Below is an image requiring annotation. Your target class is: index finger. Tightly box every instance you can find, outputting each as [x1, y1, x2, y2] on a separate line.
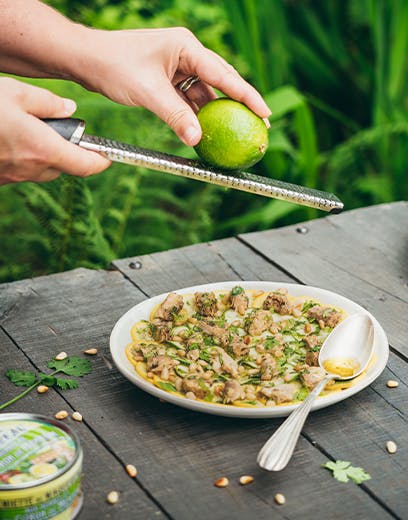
[187, 48, 271, 118]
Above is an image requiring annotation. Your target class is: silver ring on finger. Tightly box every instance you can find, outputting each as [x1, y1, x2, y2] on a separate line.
[177, 75, 200, 93]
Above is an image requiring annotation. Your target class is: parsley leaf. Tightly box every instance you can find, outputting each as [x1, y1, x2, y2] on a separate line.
[47, 356, 92, 377]
[231, 286, 244, 296]
[1, 355, 92, 411]
[39, 375, 57, 386]
[55, 378, 79, 390]
[323, 460, 371, 484]
[6, 370, 37, 387]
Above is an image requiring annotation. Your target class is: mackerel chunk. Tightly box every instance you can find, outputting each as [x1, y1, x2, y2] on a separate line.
[301, 366, 326, 390]
[269, 383, 298, 404]
[153, 292, 184, 321]
[263, 291, 292, 315]
[195, 292, 218, 317]
[230, 291, 249, 315]
[307, 305, 342, 328]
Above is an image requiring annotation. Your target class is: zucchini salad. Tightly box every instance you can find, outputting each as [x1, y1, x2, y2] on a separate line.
[126, 287, 362, 408]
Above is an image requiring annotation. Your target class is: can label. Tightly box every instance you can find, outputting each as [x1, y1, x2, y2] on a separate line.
[0, 417, 82, 520]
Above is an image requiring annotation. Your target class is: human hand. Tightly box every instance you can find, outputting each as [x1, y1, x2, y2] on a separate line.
[72, 27, 271, 146]
[0, 77, 110, 186]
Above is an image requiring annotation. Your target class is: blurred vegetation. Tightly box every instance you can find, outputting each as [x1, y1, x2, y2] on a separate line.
[1, 0, 407, 282]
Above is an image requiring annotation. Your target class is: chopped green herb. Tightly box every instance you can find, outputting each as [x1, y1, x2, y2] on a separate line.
[302, 300, 319, 313]
[199, 350, 211, 363]
[174, 365, 188, 377]
[231, 286, 244, 296]
[156, 381, 177, 392]
[293, 387, 309, 401]
[323, 460, 371, 484]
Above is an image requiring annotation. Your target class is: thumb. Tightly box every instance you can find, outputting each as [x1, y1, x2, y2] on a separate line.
[17, 81, 77, 119]
[142, 81, 202, 146]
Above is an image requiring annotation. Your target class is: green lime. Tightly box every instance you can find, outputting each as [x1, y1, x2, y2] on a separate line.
[195, 98, 268, 170]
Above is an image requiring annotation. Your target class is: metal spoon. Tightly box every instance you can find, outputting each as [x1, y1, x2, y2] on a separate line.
[257, 313, 374, 471]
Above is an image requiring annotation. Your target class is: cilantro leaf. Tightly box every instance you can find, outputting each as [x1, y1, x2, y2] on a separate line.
[323, 460, 371, 484]
[40, 375, 57, 386]
[346, 465, 371, 484]
[6, 370, 37, 387]
[55, 378, 79, 390]
[47, 356, 92, 377]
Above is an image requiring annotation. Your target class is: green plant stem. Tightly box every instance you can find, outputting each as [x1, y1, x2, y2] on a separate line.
[0, 381, 39, 410]
[0, 369, 60, 411]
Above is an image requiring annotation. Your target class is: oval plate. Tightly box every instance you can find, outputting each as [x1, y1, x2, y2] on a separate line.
[110, 281, 389, 418]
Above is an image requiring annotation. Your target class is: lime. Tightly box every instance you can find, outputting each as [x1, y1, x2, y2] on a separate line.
[195, 98, 268, 170]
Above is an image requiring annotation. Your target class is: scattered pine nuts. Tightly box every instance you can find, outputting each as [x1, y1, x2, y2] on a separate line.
[214, 477, 229, 488]
[274, 493, 286, 505]
[239, 475, 254, 485]
[55, 351, 68, 361]
[37, 385, 49, 394]
[304, 323, 311, 333]
[386, 380, 399, 388]
[84, 348, 98, 355]
[72, 411, 83, 422]
[125, 464, 137, 478]
[106, 491, 119, 504]
[55, 410, 69, 420]
[386, 441, 397, 454]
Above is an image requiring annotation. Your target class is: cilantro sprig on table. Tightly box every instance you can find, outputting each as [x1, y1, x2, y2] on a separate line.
[323, 460, 371, 484]
[0, 356, 92, 410]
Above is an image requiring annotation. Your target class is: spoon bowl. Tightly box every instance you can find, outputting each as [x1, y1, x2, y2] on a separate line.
[257, 313, 375, 472]
[318, 313, 374, 380]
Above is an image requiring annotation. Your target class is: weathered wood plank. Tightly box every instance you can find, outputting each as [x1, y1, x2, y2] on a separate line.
[112, 238, 295, 292]
[0, 257, 398, 518]
[0, 328, 166, 520]
[240, 201, 408, 358]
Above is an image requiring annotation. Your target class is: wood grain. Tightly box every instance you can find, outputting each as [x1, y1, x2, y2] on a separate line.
[1, 220, 402, 519]
[0, 329, 165, 520]
[240, 201, 408, 358]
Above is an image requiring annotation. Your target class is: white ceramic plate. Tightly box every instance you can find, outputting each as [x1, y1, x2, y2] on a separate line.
[110, 281, 389, 418]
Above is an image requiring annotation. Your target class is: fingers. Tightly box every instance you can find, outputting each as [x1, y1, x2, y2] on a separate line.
[141, 80, 202, 146]
[47, 136, 111, 177]
[183, 47, 271, 119]
[32, 118, 111, 177]
[10, 78, 78, 118]
[182, 80, 217, 111]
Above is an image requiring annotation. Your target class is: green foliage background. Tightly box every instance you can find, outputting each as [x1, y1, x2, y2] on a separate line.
[1, 0, 407, 282]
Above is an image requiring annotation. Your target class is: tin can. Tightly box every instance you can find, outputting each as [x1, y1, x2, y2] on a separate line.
[0, 413, 83, 520]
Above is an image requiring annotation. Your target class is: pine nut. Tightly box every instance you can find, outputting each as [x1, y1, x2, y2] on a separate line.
[304, 323, 311, 333]
[55, 410, 68, 420]
[55, 351, 68, 361]
[274, 493, 286, 505]
[386, 441, 397, 454]
[125, 464, 137, 478]
[239, 475, 254, 485]
[214, 477, 229, 488]
[37, 385, 49, 394]
[106, 491, 119, 504]
[386, 380, 399, 388]
[72, 411, 83, 422]
[84, 348, 98, 355]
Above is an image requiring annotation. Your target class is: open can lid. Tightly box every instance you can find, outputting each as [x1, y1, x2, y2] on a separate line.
[0, 413, 81, 489]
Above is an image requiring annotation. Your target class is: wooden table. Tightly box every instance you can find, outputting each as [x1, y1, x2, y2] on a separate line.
[1, 201, 407, 520]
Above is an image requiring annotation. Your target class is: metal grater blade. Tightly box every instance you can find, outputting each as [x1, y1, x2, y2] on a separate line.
[79, 134, 343, 213]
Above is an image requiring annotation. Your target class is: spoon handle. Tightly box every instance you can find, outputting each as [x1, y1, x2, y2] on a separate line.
[257, 375, 333, 471]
